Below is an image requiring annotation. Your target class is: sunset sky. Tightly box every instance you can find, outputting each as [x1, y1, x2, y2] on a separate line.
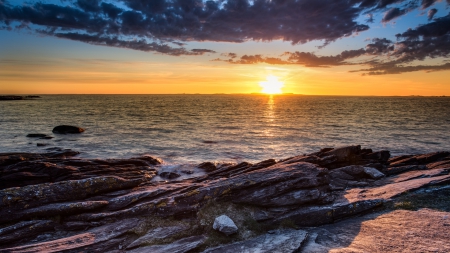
[1, 0, 450, 95]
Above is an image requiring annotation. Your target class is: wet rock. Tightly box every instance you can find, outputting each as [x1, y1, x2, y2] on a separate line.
[160, 171, 181, 179]
[127, 225, 190, 249]
[52, 125, 85, 134]
[131, 155, 163, 165]
[213, 215, 238, 235]
[362, 150, 390, 162]
[363, 167, 385, 179]
[202, 229, 308, 253]
[127, 235, 206, 253]
[198, 162, 216, 172]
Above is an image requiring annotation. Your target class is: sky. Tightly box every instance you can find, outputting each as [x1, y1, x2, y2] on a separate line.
[1, 0, 450, 95]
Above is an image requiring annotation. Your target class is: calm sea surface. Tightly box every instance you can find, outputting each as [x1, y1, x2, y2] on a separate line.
[1, 95, 449, 164]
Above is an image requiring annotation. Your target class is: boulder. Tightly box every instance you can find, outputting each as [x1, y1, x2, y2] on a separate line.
[213, 215, 238, 235]
[52, 125, 85, 134]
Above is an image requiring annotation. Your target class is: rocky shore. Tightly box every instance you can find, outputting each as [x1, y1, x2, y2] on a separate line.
[1, 145, 450, 252]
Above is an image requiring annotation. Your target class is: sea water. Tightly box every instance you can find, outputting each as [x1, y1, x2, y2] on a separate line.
[1, 95, 449, 164]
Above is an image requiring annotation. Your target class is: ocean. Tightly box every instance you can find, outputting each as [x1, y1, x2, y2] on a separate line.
[1, 95, 449, 164]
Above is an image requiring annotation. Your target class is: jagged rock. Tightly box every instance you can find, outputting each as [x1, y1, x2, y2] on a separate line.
[127, 235, 206, 253]
[126, 225, 190, 249]
[2, 200, 109, 223]
[0, 176, 142, 223]
[0, 220, 55, 245]
[202, 229, 308, 253]
[213, 215, 238, 235]
[160, 171, 181, 179]
[363, 167, 385, 179]
[0, 218, 140, 252]
[52, 125, 85, 134]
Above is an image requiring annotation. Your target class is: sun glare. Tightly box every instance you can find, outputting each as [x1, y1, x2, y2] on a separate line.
[259, 75, 284, 94]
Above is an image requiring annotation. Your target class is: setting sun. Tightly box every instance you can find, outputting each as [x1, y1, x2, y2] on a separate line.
[259, 75, 284, 94]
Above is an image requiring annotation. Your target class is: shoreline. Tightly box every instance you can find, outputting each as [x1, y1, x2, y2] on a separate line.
[1, 145, 450, 252]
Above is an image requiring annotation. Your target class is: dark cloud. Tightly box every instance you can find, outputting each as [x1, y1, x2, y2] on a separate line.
[353, 62, 450, 75]
[382, 7, 408, 22]
[421, 0, 439, 9]
[50, 32, 215, 56]
[0, 0, 372, 53]
[427, 8, 438, 20]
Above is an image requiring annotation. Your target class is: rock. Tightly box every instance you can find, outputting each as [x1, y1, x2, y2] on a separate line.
[127, 236, 206, 253]
[213, 215, 238, 235]
[37, 143, 49, 147]
[302, 209, 450, 253]
[0, 96, 23, 100]
[385, 165, 427, 175]
[2, 200, 109, 223]
[160, 171, 181, 179]
[202, 229, 308, 253]
[131, 155, 163, 165]
[26, 134, 49, 138]
[52, 125, 85, 134]
[0, 220, 55, 245]
[198, 162, 217, 172]
[0, 218, 140, 252]
[0, 176, 142, 218]
[127, 225, 190, 249]
[363, 167, 385, 179]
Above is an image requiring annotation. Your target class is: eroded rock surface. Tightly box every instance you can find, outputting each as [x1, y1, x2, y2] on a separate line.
[0, 146, 449, 252]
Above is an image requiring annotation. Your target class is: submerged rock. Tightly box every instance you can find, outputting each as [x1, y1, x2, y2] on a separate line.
[213, 215, 238, 235]
[52, 125, 85, 134]
[160, 171, 181, 179]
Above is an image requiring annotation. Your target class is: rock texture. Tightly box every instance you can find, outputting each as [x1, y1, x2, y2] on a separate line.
[203, 229, 308, 253]
[0, 145, 449, 252]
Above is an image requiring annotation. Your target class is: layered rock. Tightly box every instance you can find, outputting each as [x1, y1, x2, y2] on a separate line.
[0, 145, 449, 252]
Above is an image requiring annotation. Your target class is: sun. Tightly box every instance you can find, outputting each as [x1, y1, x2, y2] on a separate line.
[259, 75, 284, 94]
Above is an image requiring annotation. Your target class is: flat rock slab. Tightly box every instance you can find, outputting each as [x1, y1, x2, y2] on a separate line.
[202, 229, 308, 253]
[127, 235, 206, 253]
[302, 209, 450, 253]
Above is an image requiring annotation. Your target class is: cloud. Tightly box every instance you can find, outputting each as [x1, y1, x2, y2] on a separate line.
[382, 7, 409, 23]
[0, 0, 372, 53]
[353, 62, 450, 75]
[427, 8, 438, 20]
[421, 0, 439, 9]
[50, 32, 216, 56]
